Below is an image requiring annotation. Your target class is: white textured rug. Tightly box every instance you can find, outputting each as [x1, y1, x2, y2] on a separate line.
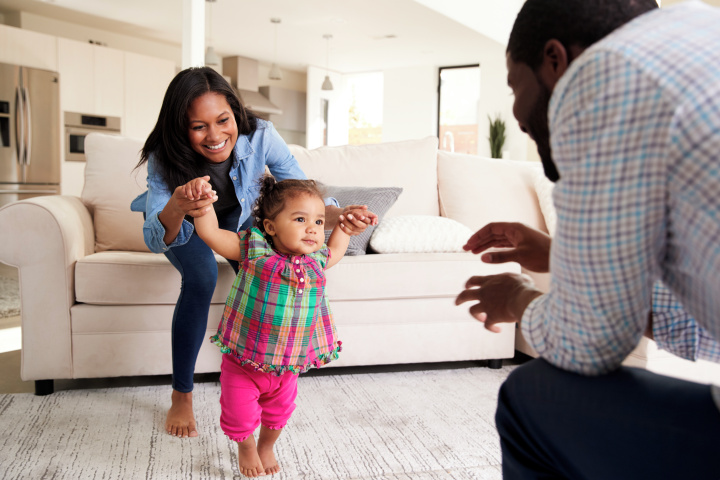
[0, 365, 515, 479]
[0, 276, 20, 318]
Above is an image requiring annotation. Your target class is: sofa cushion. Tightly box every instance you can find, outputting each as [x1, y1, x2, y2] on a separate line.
[437, 151, 548, 233]
[289, 136, 439, 218]
[83, 133, 149, 253]
[74, 250, 518, 305]
[320, 184, 402, 255]
[369, 215, 473, 254]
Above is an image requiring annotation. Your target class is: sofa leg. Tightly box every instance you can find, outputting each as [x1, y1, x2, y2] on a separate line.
[34, 380, 54, 396]
[487, 359, 502, 369]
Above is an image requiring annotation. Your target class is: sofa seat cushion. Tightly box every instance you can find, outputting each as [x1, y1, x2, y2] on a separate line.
[75, 250, 519, 305]
[75, 251, 237, 305]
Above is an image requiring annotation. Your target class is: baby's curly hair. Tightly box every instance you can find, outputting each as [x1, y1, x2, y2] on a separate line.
[252, 175, 325, 235]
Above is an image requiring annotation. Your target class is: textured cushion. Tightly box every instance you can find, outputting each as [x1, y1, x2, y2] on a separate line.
[437, 151, 548, 234]
[82, 133, 149, 252]
[289, 136, 439, 218]
[369, 215, 473, 253]
[320, 184, 402, 255]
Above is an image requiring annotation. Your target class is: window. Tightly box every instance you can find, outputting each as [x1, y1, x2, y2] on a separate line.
[346, 72, 383, 145]
[437, 65, 480, 154]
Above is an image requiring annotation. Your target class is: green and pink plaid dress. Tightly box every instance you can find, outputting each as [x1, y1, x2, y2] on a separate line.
[210, 227, 341, 375]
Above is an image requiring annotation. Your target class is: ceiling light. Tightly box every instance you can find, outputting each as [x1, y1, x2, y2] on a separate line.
[205, 0, 219, 66]
[322, 34, 333, 91]
[269, 18, 282, 80]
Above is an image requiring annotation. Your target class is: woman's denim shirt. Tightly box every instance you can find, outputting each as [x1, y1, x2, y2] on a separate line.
[130, 120, 337, 254]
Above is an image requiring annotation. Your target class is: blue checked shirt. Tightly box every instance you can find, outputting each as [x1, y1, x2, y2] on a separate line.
[522, 2, 720, 378]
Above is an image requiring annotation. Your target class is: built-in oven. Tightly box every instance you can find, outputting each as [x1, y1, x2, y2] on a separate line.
[64, 112, 121, 162]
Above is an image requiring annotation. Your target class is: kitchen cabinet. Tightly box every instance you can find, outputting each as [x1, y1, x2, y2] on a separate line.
[57, 38, 124, 117]
[0, 24, 57, 71]
[259, 85, 307, 132]
[123, 51, 175, 140]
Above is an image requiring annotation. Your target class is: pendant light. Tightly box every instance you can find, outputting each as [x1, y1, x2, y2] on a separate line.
[321, 34, 333, 91]
[268, 18, 283, 80]
[204, 0, 220, 66]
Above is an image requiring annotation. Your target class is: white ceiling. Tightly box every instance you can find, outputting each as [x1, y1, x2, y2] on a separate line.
[0, 0, 514, 73]
[0, 0, 715, 74]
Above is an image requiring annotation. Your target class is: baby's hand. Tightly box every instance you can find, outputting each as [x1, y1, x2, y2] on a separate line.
[183, 176, 214, 201]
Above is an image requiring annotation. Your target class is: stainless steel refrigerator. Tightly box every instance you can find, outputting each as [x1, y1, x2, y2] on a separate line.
[0, 62, 61, 208]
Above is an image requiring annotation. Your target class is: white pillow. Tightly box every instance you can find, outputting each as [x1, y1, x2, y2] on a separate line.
[369, 215, 473, 254]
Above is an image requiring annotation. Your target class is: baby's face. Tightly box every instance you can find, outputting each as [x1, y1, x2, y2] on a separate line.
[264, 193, 326, 256]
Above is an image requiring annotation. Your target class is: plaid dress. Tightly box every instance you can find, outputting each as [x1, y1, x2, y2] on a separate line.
[210, 227, 341, 375]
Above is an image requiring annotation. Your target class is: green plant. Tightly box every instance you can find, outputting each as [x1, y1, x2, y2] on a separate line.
[488, 114, 507, 159]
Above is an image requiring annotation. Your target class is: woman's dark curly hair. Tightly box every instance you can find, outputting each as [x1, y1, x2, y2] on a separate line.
[253, 175, 324, 235]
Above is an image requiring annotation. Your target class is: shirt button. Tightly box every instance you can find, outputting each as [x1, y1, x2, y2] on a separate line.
[298, 289, 303, 293]
[300, 278, 305, 282]
[295, 269, 300, 273]
[241, 198, 245, 202]
[295, 259, 300, 264]
[232, 176, 237, 180]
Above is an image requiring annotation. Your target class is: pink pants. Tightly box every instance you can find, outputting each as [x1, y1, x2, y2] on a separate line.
[219, 354, 298, 443]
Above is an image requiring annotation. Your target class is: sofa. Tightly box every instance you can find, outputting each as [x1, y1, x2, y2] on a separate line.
[0, 133, 551, 395]
[4, 133, 716, 396]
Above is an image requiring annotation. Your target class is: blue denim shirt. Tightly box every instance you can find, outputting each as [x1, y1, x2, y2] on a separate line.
[130, 120, 337, 254]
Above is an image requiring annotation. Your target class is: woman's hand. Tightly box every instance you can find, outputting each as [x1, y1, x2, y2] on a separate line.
[463, 222, 552, 273]
[339, 205, 378, 236]
[171, 176, 217, 218]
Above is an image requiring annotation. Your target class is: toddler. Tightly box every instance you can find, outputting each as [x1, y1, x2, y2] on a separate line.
[194, 175, 355, 477]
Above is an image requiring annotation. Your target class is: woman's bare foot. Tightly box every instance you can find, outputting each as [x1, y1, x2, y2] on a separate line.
[237, 436, 265, 477]
[165, 389, 198, 438]
[257, 426, 282, 475]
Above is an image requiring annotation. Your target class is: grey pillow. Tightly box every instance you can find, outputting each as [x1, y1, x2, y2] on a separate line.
[320, 184, 403, 255]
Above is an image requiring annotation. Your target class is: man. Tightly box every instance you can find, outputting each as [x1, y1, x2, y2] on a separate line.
[456, 0, 720, 477]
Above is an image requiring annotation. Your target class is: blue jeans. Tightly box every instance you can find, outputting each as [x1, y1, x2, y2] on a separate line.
[162, 207, 243, 393]
[495, 358, 720, 479]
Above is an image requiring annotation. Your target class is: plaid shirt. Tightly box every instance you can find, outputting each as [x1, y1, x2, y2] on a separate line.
[210, 227, 341, 375]
[523, 2, 720, 376]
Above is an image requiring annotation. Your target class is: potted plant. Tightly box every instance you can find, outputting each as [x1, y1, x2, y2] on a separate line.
[488, 114, 507, 159]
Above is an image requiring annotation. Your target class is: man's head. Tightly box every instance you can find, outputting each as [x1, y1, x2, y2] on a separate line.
[506, 0, 658, 181]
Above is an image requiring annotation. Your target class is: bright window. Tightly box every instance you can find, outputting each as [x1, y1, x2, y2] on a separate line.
[346, 72, 383, 145]
[438, 65, 480, 155]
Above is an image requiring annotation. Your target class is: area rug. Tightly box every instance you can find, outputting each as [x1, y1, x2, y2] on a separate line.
[0, 364, 515, 479]
[0, 276, 20, 318]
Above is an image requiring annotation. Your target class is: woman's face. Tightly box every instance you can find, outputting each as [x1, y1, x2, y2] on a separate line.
[186, 92, 238, 163]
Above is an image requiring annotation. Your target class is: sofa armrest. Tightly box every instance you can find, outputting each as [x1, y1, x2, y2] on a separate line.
[0, 195, 94, 381]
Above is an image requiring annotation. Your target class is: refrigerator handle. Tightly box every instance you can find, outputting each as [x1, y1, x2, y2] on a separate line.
[23, 85, 31, 166]
[14, 84, 25, 166]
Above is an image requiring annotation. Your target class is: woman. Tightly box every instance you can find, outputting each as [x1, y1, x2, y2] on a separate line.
[131, 67, 375, 438]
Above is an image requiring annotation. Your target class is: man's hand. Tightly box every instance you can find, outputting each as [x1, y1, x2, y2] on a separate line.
[463, 222, 552, 273]
[455, 272, 543, 333]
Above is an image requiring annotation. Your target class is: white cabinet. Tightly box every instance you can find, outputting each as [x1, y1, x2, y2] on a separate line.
[123, 52, 175, 140]
[57, 38, 124, 117]
[0, 24, 57, 71]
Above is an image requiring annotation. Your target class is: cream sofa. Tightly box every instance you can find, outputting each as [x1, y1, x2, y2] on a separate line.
[0, 133, 552, 395]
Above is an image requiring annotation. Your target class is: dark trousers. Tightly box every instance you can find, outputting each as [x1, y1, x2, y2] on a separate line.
[495, 358, 720, 479]
[162, 207, 242, 393]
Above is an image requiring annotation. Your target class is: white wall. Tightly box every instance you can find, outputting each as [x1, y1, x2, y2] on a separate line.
[382, 66, 438, 143]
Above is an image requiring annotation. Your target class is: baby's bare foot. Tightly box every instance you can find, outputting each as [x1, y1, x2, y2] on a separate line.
[238, 436, 265, 477]
[257, 444, 280, 475]
[165, 390, 198, 438]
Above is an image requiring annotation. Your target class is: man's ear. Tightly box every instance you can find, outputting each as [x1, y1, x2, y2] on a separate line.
[263, 219, 275, 236]
[537, 39, 570, 90]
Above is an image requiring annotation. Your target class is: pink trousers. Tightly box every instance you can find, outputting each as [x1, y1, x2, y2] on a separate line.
[219, 354, 298, 443]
